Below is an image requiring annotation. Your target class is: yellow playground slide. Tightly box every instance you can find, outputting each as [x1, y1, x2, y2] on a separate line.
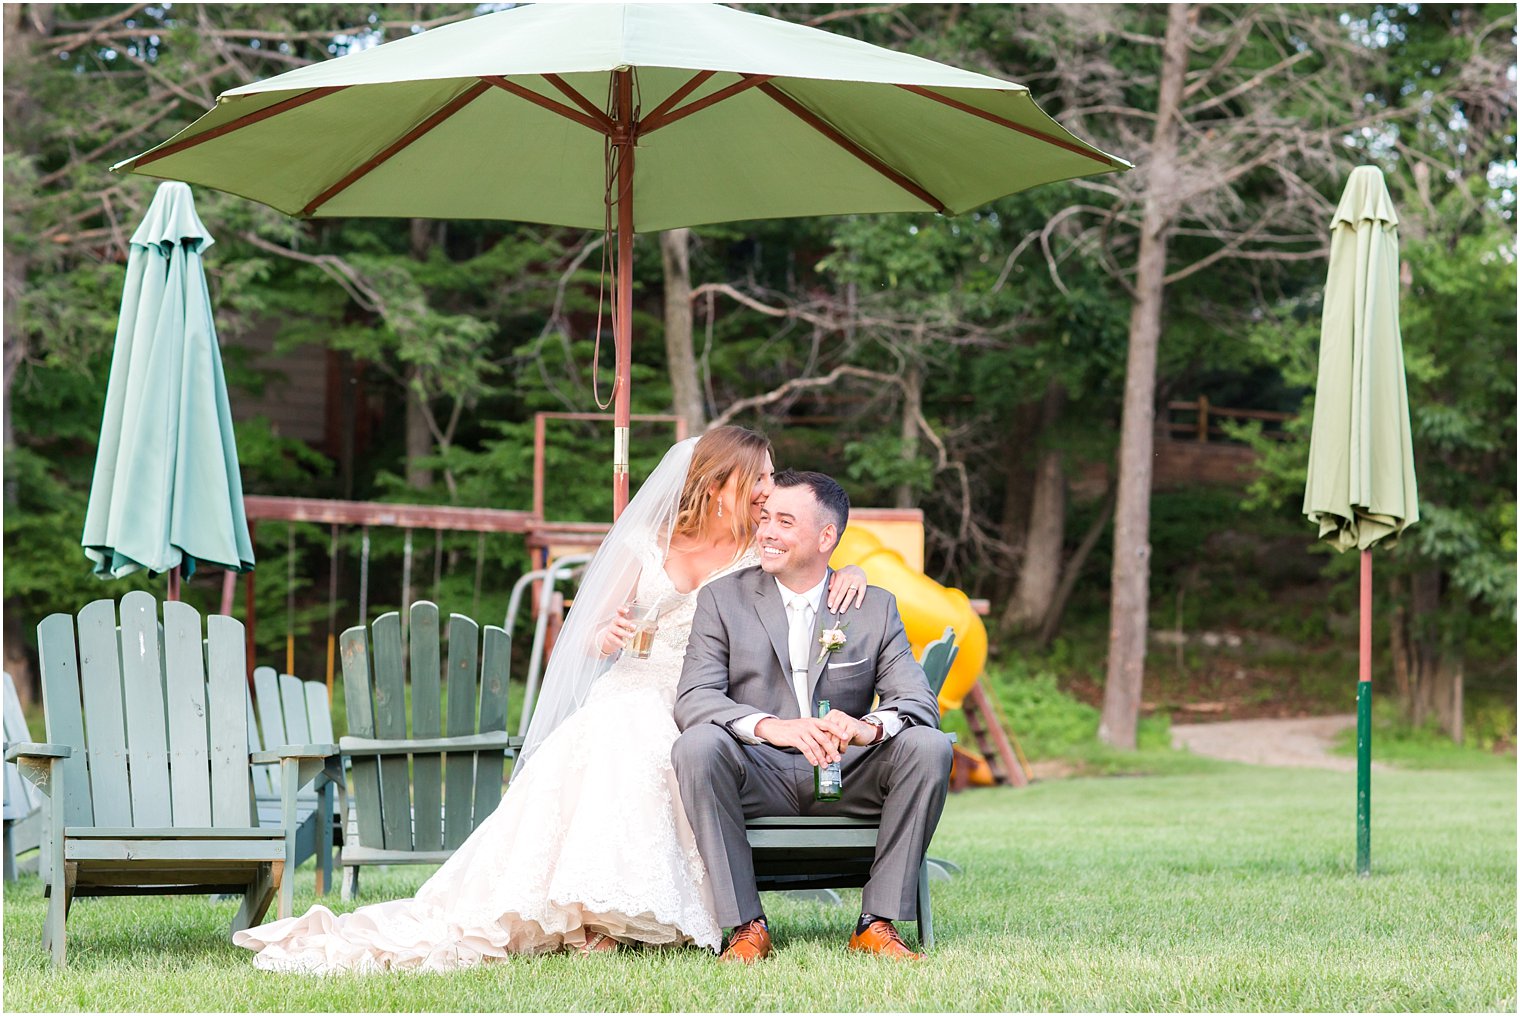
[829, 520, 986, 714]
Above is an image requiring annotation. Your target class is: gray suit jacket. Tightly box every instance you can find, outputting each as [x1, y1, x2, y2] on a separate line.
[675, 565, 940, 737]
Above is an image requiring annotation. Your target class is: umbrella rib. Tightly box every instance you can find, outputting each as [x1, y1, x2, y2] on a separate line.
[126, 87, 348, 169]
[638, 70, 716, 133]
[640, 74, 772, 134]
[301, 81, 492, 217]
[482, 75, 610, 135]
[756, 81, 947, 214]
[541, 74, 615, 132]
[896, 84, 1124, 169]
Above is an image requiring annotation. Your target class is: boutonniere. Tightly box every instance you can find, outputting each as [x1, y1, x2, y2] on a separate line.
[816, 623, 849, 665]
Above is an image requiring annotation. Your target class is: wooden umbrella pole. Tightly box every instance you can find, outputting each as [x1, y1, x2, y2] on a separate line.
[612, 68, 635, 519]
[1356, 547, 1372, 877]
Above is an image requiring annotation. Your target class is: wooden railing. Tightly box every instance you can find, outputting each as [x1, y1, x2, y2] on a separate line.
[1162, 396, 1293, 444]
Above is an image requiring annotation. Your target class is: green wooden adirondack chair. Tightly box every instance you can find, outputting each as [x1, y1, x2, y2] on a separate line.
[746, 626, 960, 949]
[338, 602, 516, 899]
[4, 592, 341, 966]
[246, 667, 345, 896]
[4, 671, 47, 882]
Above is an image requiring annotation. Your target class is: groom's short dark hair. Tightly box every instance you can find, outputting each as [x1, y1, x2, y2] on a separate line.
[773, 470, 849, 537]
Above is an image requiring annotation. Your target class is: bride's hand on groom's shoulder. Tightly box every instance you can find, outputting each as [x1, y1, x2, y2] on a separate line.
[826, 565, 869, 613]
[754, 717, 848, 766]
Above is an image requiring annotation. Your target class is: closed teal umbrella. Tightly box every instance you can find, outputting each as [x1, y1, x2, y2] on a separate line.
[1303, 165, 1419, 877]
[81, 181, 255, 592]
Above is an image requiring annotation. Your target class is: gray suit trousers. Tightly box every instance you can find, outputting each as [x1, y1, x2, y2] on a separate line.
[672, 723, 952, 928]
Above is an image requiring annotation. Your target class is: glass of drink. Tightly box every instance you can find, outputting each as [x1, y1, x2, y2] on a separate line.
[626, 601, 660, 659]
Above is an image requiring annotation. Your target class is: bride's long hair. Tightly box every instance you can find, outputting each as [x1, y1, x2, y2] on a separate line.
[670, 425, 772, 550]
[513, 424, 770, 778]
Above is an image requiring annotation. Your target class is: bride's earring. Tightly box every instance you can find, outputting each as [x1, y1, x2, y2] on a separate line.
[716, 498, 724, 519]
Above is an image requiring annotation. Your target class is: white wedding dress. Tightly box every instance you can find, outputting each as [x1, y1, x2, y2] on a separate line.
[233, 544, 756, 973]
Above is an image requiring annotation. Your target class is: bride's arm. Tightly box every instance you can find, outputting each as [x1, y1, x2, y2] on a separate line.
[825, 563, 869, 613]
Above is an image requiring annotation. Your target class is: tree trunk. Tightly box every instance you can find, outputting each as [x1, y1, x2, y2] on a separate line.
[1100, 2, 1190, 750]
[996, 398, 1043, 607]
[1005, 380, 1067, 631]
[404, 369, 433, 490]
[3, 4, 40, 509]
[660, 228, 705, 433]
[1039, 484, 1116, 649]
[1391, 567, 1465, 742]
[895, 362, 922, 509]
[405, 219, 436, 490]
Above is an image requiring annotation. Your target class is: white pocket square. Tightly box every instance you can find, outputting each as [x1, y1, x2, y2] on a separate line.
[828, 658, 868, 668]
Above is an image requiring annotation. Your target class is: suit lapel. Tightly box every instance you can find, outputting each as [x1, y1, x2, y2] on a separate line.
[806, 568, 837, 709]
[752, 571, 797, 717]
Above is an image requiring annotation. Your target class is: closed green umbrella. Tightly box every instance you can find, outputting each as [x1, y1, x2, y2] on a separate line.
[82, 181, 255, 595]
[1303, 165, 1419, 876]
[112, 2, 1128, 515]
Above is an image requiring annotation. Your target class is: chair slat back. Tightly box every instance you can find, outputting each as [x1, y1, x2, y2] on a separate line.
[204, 612, 252, 827]
[119, 592, 172, 825]
[3, 672, 42, 820]
[245, 691, 276, 799]
[305, 681, 335, 743]
[74, 600, 128, 826]
[253, 667, 286, 746]
[473, 624, 511, 823]
[339, 626, 384, 849]
[368, 613, 411, 851]
[442, 613, 480, 849]
[920, 627, 959, 698]
[279, 674, 312, 744]
[408, 603, 444, 852]
[244, 669, 278, 796]
[274, 673, 321, 805]
[163, 600, 213, 826]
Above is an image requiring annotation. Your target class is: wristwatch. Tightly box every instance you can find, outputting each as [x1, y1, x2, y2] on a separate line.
[863, 718, 885, 745]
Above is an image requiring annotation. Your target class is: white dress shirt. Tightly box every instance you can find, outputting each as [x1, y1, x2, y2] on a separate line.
[731, 574, 902, 744]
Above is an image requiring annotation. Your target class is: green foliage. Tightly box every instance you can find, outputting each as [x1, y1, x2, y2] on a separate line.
[1332, 697, 1517, 769]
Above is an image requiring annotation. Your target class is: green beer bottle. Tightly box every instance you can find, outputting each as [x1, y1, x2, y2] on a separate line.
[814, 699, 843, 801]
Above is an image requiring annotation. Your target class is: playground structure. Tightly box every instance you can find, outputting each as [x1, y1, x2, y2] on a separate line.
[227, 413, 1026, 786]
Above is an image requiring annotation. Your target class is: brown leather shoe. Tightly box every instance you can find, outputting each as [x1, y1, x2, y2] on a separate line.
[848, 919, 924, 960]
[718, 918, 771, 963]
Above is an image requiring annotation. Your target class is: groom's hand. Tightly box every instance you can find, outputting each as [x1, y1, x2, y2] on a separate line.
[819, 709, 880, 747]
[754, 717, 846, 766]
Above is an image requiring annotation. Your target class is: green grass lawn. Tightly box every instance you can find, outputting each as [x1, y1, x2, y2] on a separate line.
[5, 761, 1514, 1012]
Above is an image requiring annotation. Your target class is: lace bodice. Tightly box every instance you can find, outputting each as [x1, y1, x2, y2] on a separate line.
[589, 544, 758, 708]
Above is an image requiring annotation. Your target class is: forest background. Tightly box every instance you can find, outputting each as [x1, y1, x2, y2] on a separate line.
[4, 2, 1516, 760]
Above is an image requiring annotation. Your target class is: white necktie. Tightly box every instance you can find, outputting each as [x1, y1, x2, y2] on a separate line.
[787, 597, 813, 718]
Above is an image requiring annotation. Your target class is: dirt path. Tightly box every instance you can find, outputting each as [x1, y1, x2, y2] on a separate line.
[1171, 713, 1386, 771]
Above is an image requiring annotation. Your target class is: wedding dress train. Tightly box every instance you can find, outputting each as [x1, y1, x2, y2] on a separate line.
[232, 547, 752, 972]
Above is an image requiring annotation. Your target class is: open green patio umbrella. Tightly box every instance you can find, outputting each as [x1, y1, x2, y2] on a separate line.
[1302, 165, 1419, 876]
[81, 181, 255, 596]
[112, 1, 1129, 516]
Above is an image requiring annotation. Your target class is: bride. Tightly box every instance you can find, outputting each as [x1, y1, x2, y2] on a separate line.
[233, 426, 867, 971]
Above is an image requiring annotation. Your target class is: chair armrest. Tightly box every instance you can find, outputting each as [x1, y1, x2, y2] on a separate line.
[339, 731, 513, 757]
[250, 744, 340, 764]
[4, 742, 71, 763]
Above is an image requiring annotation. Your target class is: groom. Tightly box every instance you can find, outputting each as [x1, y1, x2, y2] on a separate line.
[673, 469, 952, 962]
